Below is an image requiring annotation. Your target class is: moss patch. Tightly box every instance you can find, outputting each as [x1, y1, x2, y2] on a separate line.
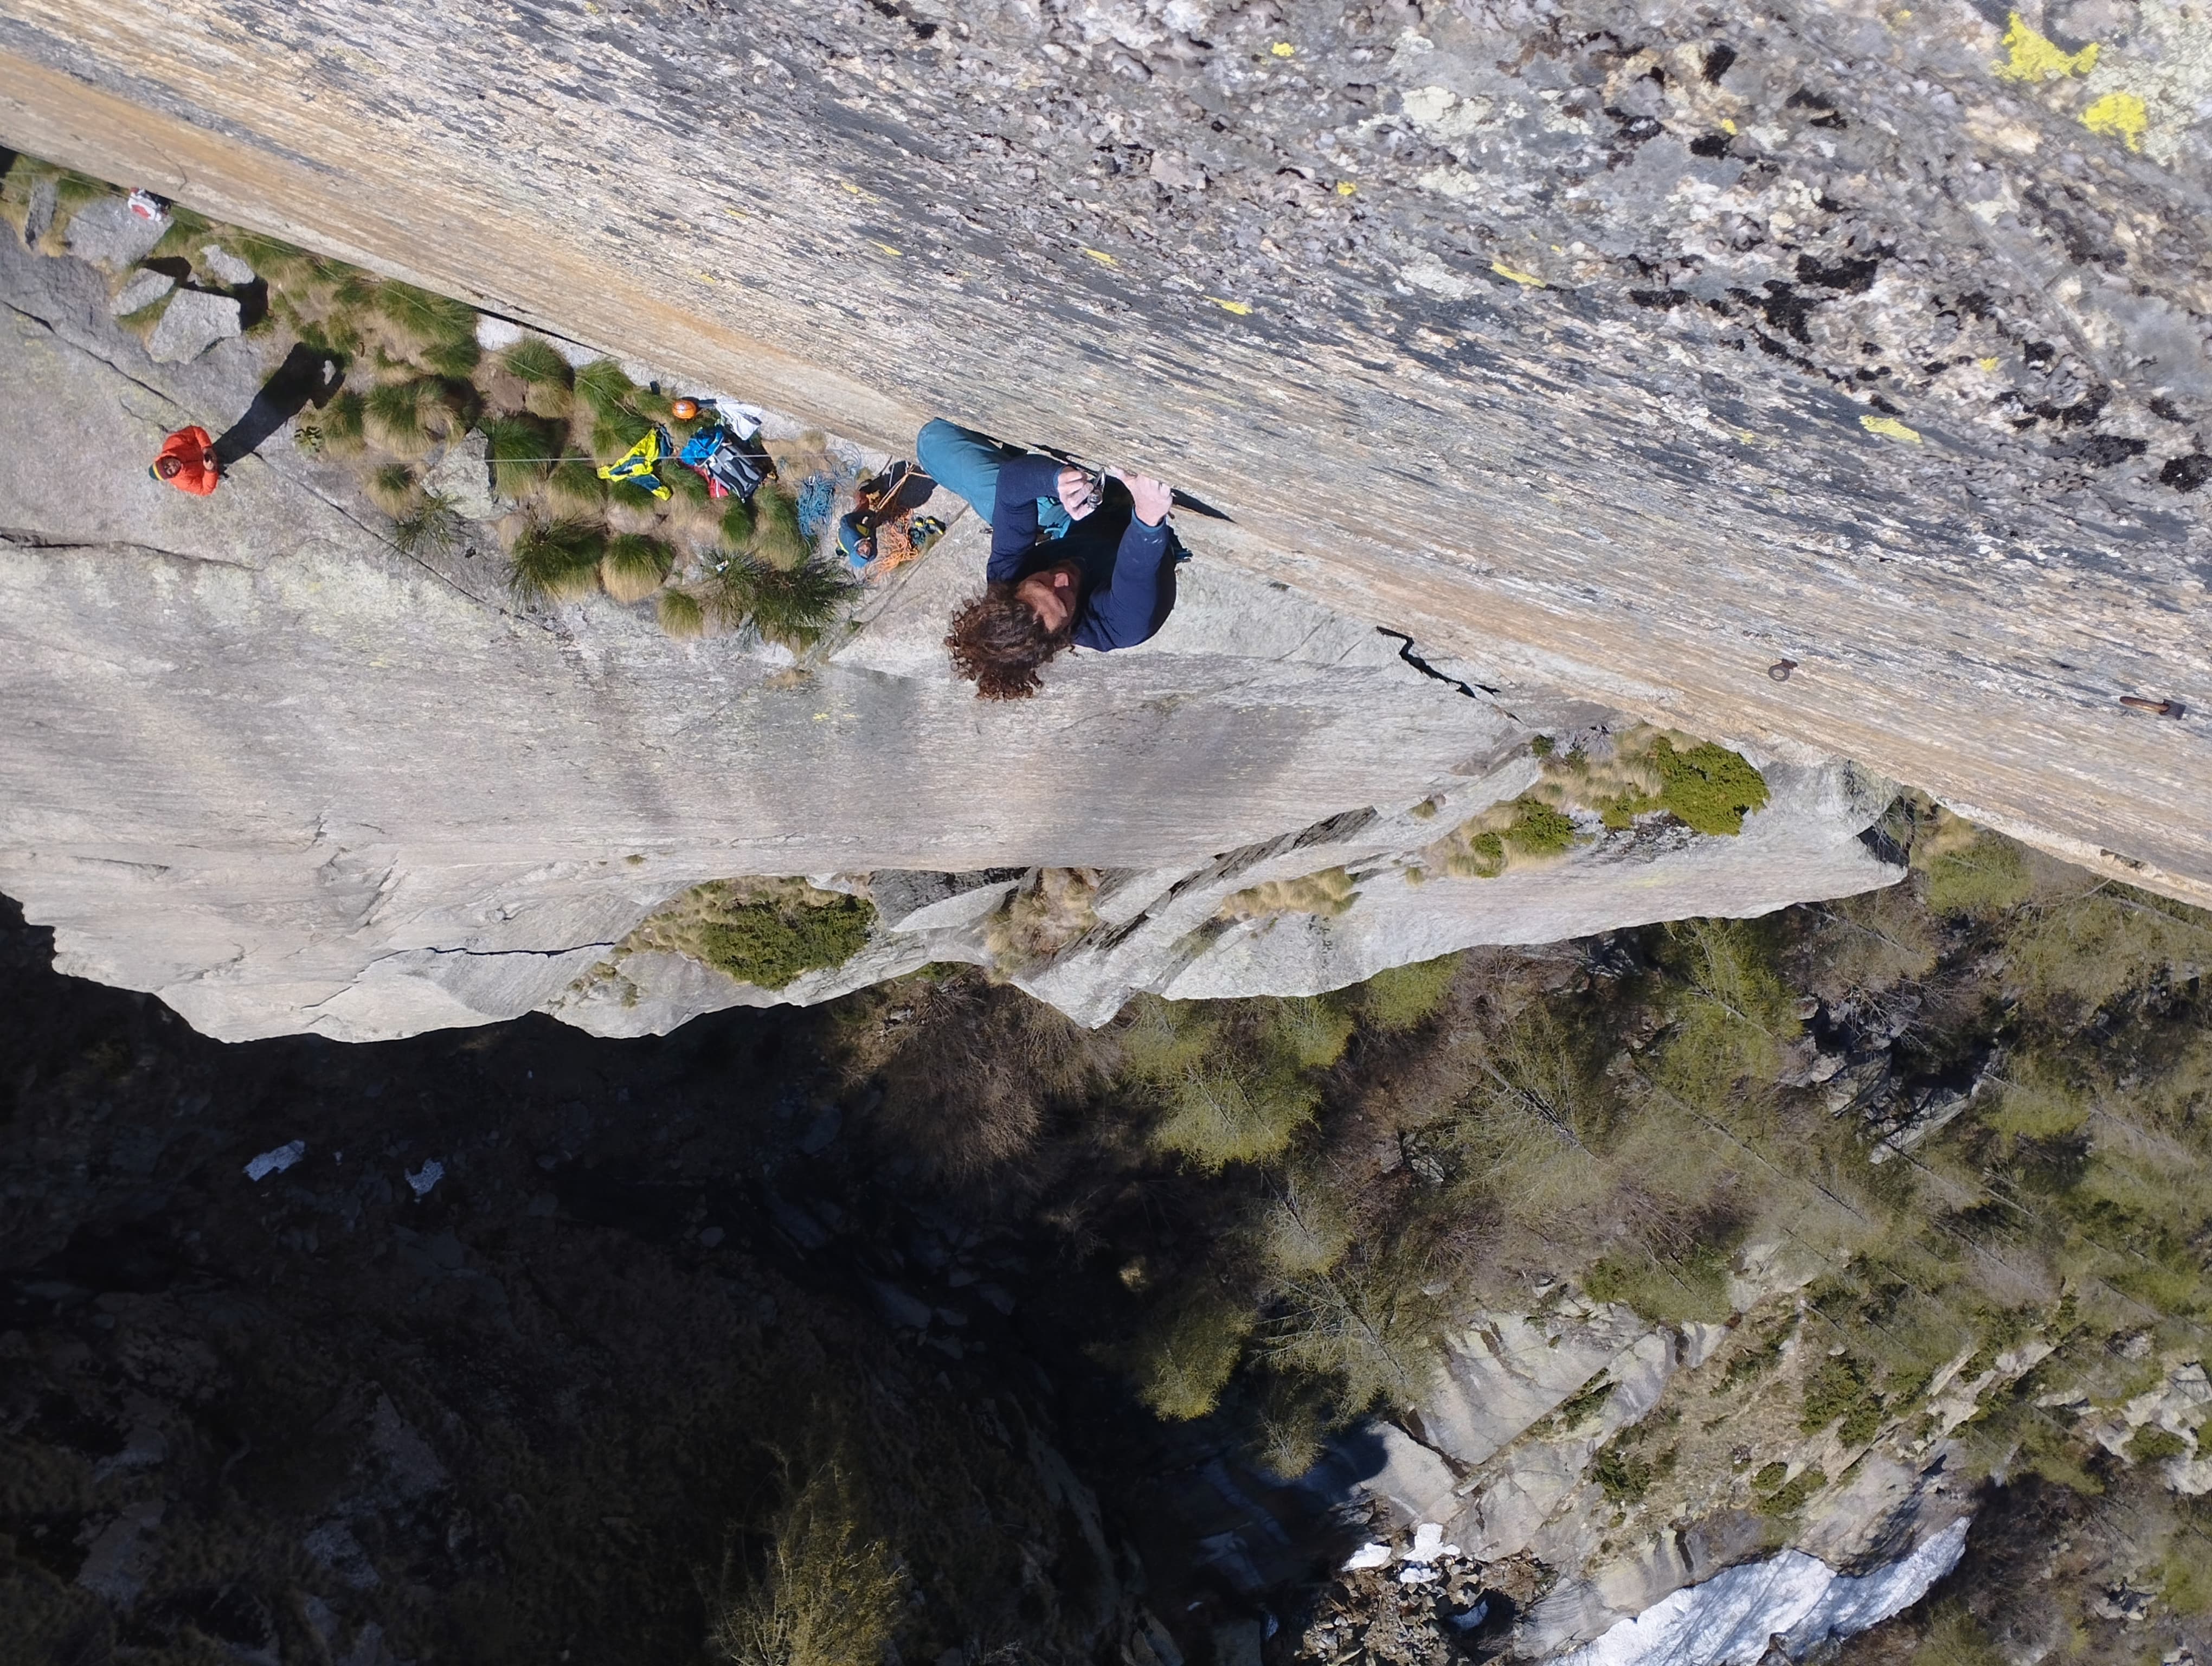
[1752, 1463, 1827, 1516]
[1801, 1353, 1883, 1441]
[1652, 738, 1771, 835]
[639, 881, 875, 991]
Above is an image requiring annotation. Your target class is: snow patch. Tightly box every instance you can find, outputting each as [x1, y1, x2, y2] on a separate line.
[1553, 1518, 1969, 1666]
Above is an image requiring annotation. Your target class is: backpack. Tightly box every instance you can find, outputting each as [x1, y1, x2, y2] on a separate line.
[678, 424, 776, 503]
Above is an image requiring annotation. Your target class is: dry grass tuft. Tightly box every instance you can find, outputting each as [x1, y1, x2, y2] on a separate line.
[709, 1462, 904, 1666]
[368, 462, 420, 515]
[601, 533, 674, 603]
[1220, 867, 1358, 920]
[985, 870, 1101, 973]
[657, 588, 708, 638]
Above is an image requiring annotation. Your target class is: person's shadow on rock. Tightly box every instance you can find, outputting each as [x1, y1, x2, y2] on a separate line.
[213, 343, 343, 468]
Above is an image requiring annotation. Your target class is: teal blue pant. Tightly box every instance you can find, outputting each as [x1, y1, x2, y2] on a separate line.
[916, 419, 1072, 541]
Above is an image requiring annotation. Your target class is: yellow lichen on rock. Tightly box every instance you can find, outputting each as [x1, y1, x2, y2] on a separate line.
[1860, 413, 1922, 444]
[1995, 12, 2100, 80]
[2080, 89, 2148, 150]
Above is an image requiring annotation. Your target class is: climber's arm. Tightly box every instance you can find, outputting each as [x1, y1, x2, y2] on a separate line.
[1072, 476, 1175, 651]
[986, 455, 1101, 582]
[986, 454, 1069, 581]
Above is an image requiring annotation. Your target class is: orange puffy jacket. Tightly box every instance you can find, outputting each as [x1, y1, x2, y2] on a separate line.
[153, 426, 221, 496]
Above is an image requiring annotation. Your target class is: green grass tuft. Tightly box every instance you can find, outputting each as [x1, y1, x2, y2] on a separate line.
[1800, 1353, 1882, 1440]
[391, 490, 464, 559]
[2128, 1425, 2189, 1463]
[750, 486, 809, 569]
[706, 556, 853, 650]
[575, 357, 641, 418]
[657, 588, 707, 639]
[320, 389, 366, 453]
[720, 496, 757, 547]
[509, 516, 608, 605]
[1584, 1246, 1734, 1325]
[363, 379, 428, 451]
[546, 456, 609, 513]
[375, 279, 478, 343]
[368, 462, 419, 515]
[1752, 1464, 1828, 1516]
[420, 334, 481, 378]
[591, 409, 655, 464]
[1506, 796, 1578, 855]
[504, 336, 572, 386]
[683, 892, 875, 990]
[483, 415, 558, 498]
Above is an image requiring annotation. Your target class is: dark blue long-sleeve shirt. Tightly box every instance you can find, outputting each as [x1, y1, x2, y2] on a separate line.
[986, 454, 1178, 651]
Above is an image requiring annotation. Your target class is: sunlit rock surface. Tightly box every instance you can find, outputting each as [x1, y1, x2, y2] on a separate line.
[3, 0, 2207, 906]
[2, 233, 1896, 1040]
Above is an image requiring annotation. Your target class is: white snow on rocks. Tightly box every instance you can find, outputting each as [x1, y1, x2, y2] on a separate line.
[1552, 1519, 1969, 1666]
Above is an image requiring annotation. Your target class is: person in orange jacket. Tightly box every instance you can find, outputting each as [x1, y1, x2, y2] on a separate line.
[152, 425, 221, 496]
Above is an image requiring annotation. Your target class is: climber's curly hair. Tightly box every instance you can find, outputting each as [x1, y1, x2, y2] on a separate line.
[944, 583, 1073, 700]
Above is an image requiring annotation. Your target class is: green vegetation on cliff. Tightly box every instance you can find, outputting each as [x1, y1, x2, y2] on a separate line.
[836, 797, 2212, 1658]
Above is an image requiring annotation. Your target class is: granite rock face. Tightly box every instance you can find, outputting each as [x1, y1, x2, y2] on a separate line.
[144, 286, 241, 361]
[2, 0, 2207, 908]
[108, 266, 173, 316]
[1334, 1278, 1978, 1663]
[0, 230, 1897, 1042]
[59, 192, 165, 270]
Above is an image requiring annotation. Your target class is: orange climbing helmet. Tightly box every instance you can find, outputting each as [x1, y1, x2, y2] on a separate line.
[671, 398, 700, 420]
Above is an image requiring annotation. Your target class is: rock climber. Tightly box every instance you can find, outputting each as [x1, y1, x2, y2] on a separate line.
[151, 424, 221, 496]
[921, 418, 1183, 700]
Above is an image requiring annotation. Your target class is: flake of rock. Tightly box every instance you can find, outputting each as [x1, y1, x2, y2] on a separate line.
[21, 178, 56, 246]
[110, 268, 175, 317]
[1149, 150, 1208, 190]
[424, 432, 498, 520]
[146, 289, 242, 362]
[75, 1501, 165, 1604]
[245, 1138, 306, 1181]
[303, 1520, 381, 1590]
[64, 195, 169, 271]
[404, 1157, 445, 1196]
[201, 243, 256, 285]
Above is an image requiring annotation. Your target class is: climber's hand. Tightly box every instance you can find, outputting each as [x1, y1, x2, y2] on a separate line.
[1056, 467, 1100, 521]
[1118, 472, 1173, 527]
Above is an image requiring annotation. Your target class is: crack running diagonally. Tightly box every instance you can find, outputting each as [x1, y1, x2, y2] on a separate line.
[1374, 626, 1501, 700]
